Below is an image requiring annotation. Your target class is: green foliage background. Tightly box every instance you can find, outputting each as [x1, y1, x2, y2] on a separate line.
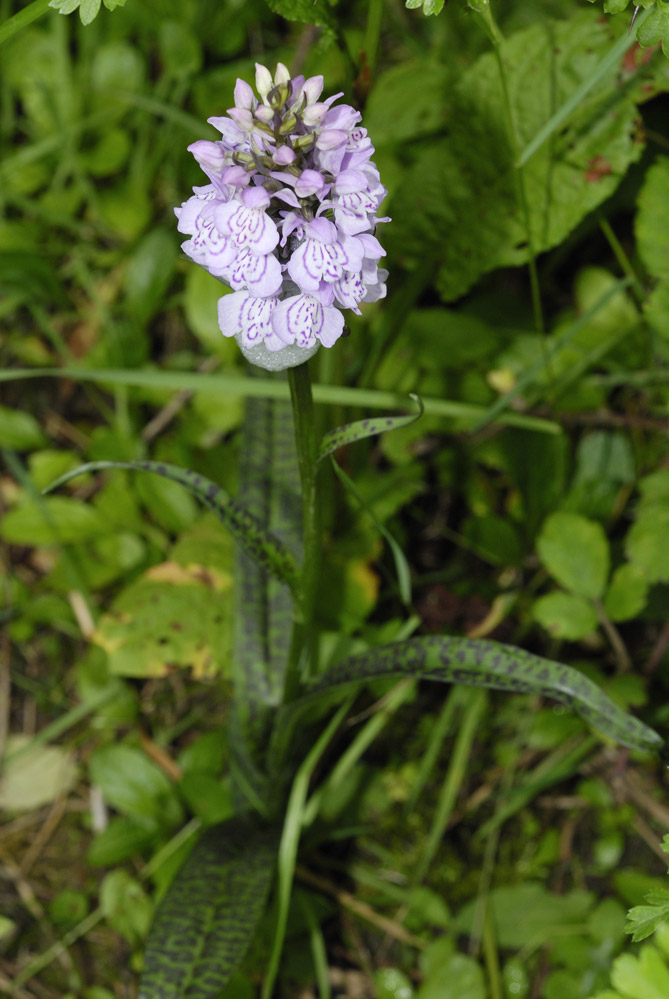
[2, 0, 669, 997]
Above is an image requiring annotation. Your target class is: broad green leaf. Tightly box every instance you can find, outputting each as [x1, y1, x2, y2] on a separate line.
[611, 944, 669, 998]
[100, 870, 153, 947]
[637, 1, 669, 55]
[626, 890, 669, 942]
[45, 460, 300, 595]
[87, 815, 159, 866]
[363, 62, 450, 144]
[89, 744, 183, 827]
[0, 495, 109, 545]
[93, 536, 233, 678]
[376, 968, 415, 999]
[639, 469, 669, 504]
[636, 156, 669, 281]
[604, 564, 649, 622]
[277, 636, 663, 757]
[263, 0, 335, 31]
[184, 269, 238, 359]
[537, 512, 610, 599]
[573, 431, 635, 486]
[418, 952, 485, 999]
[644, 280, 669, 340]
[405, 0, 446, 15]
[626, 507, 669, 583]
[455, 883, 594, 951]
[0, 736, 77, 811]
[138, 818, 278, 999]
[387, 11, 647, 302]
[318, 396, 423, 462]
[0, 405, 46, 449]
[49, 0, 126, 24]
[124, 229, 178, 326]
[532, 591, 599, 640]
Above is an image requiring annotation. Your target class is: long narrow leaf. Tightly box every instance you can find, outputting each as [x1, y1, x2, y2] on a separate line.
[230, 397, 301, 813]
[44, 460, 300, 596]
[139, 818, 278, 999]
[0, 367, 560, 433]
[317, 394, 423, 462]
[273, 636, 662, 761]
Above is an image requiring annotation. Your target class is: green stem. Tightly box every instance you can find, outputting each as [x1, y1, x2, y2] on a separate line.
[475, 0, 544, 337]
[0, 0, 50, 46]
[285, 361, 320, 702]
[363, 0, 384, 77]
[599, 216, 645, 305]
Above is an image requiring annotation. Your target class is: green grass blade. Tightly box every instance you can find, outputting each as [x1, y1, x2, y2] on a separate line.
[0, 367, 561, 434]
[262, 699, 352, 999]
[414, 689, 487, 883]
[517, 6, 652, 166]
[44, 459, 300, 595]
[331, 456, 412, 607]
[317, 394, 423, 461]
[138, 818, 278, 999]
[471, 278, 632, 432]
[275, 636, 662, 757]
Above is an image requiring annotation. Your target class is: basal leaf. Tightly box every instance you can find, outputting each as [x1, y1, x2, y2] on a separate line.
[45, 460, 300, 596]
[138, 818, 278, 999]
[283, 636, 663, 756]
[318, 395, 423, 462]
[230, 398, 301, 814]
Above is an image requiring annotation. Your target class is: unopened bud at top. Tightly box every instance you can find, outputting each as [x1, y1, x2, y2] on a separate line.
[234, 79, 255, 111]
[255, 63, 273, 102]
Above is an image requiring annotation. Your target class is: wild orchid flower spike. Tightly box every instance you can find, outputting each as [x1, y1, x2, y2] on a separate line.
[174, 63, 389, 371]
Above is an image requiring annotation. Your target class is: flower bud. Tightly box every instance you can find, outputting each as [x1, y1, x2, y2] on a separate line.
[303, 102, 328, 127]
[293, 133, 316, 151]
[278, 113, 298, 135]
[254, 105, 274, 124]
[274, 62, 291, 86]
[273, 145, 297, 165]
[255, 63, 273, 102]
[302, 75, 324, 106]
[234, 79, 255, 110]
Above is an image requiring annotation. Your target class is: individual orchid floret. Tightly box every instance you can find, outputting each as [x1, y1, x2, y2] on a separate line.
[214, 188, 280, 255]
[272, 295, 345, 349]
[176, 61, 389, 371]
[287, 218, 364, 293]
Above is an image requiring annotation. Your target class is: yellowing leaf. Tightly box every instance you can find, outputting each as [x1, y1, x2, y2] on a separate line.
[0, 737, 77, 811]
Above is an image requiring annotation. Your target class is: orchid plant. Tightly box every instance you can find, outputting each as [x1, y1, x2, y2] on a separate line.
[46, 62, 664, 999]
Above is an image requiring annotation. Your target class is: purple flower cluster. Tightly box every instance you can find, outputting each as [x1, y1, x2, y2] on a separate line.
[175, 63, 388, 370]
